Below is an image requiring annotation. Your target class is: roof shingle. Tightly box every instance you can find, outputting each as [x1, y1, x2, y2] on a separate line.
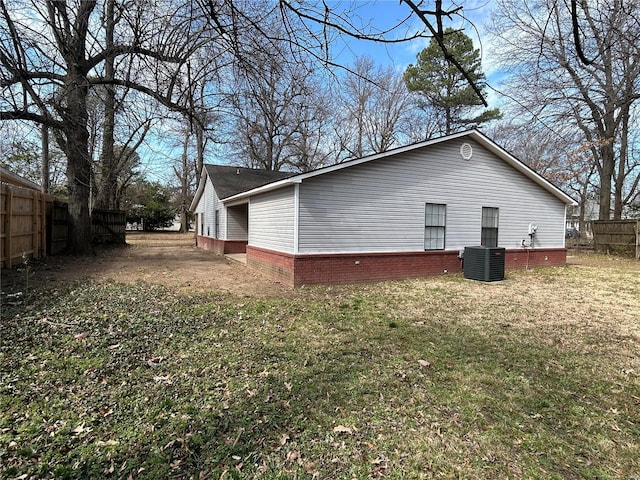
[204, 165, 291, 199]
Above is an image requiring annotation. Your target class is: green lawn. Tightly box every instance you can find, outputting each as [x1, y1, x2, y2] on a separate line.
[1, 254, 639, 479]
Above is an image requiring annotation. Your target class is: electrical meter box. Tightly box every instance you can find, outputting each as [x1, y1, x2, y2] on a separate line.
[463, 246, 506, 282]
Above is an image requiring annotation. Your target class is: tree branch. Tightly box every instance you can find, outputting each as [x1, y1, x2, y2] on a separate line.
[571, 0, 596, 65]
[0, 110, 64, 129]
[400, 0, 487, 106]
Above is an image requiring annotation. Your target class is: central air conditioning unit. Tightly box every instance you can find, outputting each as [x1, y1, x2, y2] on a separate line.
[463, 246, 506, 282]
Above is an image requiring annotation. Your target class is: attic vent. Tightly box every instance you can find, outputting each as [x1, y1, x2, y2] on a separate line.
[460, 143, 473, 160]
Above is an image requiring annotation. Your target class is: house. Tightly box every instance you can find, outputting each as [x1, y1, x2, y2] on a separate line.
[191, 165, 291, 254]
[190, 130, 576, 286]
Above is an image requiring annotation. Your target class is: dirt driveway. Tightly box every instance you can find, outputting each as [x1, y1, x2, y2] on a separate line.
[1, 232, 289, 298]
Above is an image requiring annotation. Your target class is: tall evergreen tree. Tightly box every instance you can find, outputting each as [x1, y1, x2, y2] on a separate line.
[404, 28, 500, 136]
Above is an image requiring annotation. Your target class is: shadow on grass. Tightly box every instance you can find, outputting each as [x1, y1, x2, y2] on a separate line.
[1, 281, 638, 479]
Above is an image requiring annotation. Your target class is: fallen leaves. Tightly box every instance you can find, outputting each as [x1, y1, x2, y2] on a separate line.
[2, 260, 640, 479]
[96, 439, 119, 447]
[332, 425, 353, 434]
[146, 355, 166, 368]
[100, 406, 114, 417]
[71, 423, 93, 436]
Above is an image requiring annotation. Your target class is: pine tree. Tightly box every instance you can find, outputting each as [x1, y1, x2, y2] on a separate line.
[404, 28, 501, 136]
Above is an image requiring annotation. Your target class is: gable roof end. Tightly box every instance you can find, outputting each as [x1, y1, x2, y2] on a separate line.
[221, 130, 576, 206]
[189, 165, 291, 211]
[204, 165, 291, 199]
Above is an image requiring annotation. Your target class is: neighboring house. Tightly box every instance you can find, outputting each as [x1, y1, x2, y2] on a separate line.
[566, 199, 599, 238]
[190, 130, 576, 286]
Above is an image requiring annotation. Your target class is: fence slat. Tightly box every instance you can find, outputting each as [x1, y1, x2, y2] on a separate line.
[32, 190, 39, 259]
[592, 220, 640, 258]
[5, 186, 13, 268]
[91, 209, 126, 244]
[1, 183, 58, 268]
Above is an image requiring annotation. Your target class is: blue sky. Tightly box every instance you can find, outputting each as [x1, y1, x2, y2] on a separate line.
[326, 0, 504, 109]
[328, 1, 497, 70]
[144, 1, 503, 182]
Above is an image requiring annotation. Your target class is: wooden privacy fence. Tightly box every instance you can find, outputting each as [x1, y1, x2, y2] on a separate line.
[48, 201, 69, 255]
[1, 183, 48, 268]
[592, 220, 640, 259]
[2, 186, 127, 268]
[92, 209, 126, 244]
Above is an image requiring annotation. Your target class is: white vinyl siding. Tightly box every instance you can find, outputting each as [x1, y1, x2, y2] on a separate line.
[249, 186, 295, 253]
[194, 175, 226, 239]
[297, 140, 567, 253]
[226, 204, 248, 240]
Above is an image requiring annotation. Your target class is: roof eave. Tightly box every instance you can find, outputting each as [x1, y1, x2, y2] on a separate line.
[188, 170, 209, 211]
[221, 177, 300, 203]
[217, 129, 576, 207]
[467, 130, 577, 206]
[0, 166, 42, 190]
[220, 132, 476, 203]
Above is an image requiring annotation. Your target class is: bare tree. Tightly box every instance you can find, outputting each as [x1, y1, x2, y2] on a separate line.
[94, 0, 117, 211]
[287, 80, 335, 172]
[491, 122, 598, 233]
[490, 0, 640, 220]
[222, 11, 331, 173]
[174, 129, 194, 232]
[336, 57, 376, 159]
[336, 56, 417, 159]
[1, 0, 211, 253]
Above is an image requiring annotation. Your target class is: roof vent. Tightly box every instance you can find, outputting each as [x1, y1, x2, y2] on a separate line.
[460, 143, 473, 160]
[236, 168, 240, 175]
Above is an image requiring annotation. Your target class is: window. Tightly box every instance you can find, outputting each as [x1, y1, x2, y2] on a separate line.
[215, 210, 220, 238]
[425, 203, 446, 250]
[481, 207, 499, 247]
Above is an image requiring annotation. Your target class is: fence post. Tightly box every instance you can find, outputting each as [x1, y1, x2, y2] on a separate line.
[5, 186, 13, 268]
[32, 190, 39, 259]
[41, 192, 47, 258]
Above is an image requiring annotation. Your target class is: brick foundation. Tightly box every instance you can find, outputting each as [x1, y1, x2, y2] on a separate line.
[246, 246, 568, 287]
[246, 246, 296, 285]
[504, 247, 567, 269]
[195, 236, 247, 255]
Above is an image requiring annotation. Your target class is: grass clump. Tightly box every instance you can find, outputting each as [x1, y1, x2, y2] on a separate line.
[1, 253, 639, 479]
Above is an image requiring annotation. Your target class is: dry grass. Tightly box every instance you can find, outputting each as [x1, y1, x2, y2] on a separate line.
[1, 251, 638, 479]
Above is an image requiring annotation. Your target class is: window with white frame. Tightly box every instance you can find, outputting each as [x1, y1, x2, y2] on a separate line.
[481, 207, 499, 247]
[425, 203, 446, 250]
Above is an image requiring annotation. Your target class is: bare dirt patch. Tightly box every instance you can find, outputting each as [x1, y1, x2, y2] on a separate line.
[1, 232, 289, 298]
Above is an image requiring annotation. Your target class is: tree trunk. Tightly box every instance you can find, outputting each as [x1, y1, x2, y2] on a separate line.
[179, 133, 189, 233]
[613, 106, 629, 219]
[65, 123, 93, 255]
[195, 121, 204, 185]
[63, 58, 93, 254]
[599, 139, 614, 220]
[95, 0, 117, 210]
[41, 124, 49, 194]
